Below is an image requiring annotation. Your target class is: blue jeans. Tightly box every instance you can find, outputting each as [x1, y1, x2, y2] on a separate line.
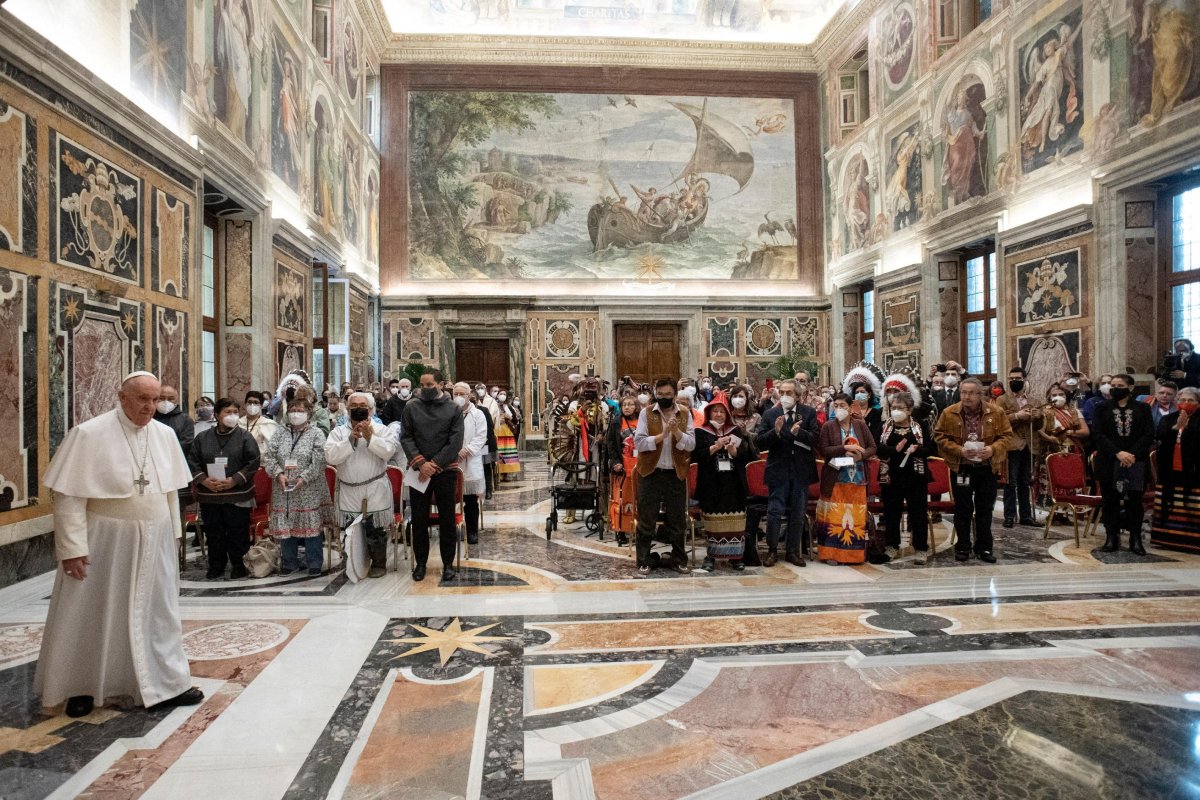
[282, 534, 324, 571]
[766, 472, 809, 554]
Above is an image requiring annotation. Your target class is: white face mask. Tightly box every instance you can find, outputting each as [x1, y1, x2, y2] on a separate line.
[490, 389, 499, 398]
[476, 388, 486, 398]
[779, 395, 796, 410]
[890, 408, 907, 422]
[834, 407, 850, 422]
[399, 388, 411, 399]
[220, 413, 240, 429]
[390, 387, 399, 395]
[288, 411, 309, 426]
[1051, 396, 1067, 407]
[638, 393, 650, 405]
[1099, 383, 1111, 397]
[701, 382, 711, 391]
[1065, 379, 1079, 389]
[453, 395, 467, 407]
[245, 403, 261, 416]
[730, 396, 747, 409]
[157, 401, 176, 415]
[497, 394, 507, 403]
[943, 374, 959, 388]
[854, 392, 868, 403]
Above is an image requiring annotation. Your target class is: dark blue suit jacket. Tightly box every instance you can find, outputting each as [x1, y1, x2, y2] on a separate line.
[755, 403, 820, 486]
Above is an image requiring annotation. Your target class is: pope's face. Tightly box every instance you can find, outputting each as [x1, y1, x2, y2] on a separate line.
[120, 377, 160, 427]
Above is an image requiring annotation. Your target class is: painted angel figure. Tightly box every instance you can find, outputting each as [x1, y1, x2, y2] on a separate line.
[1019, 22, 1082, 156]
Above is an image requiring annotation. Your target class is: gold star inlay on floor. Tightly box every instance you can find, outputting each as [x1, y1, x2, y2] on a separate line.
[385, 618, 510, 667]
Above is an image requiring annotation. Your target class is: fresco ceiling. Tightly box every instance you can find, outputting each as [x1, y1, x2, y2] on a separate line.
[380, 0, 851, 45]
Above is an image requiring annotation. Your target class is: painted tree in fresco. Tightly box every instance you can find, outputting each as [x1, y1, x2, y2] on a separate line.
[409, 92, 558, 270]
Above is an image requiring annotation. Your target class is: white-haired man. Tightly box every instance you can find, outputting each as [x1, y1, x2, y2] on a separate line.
[325, 391, 398, 578]
[38, 371, 203, 718]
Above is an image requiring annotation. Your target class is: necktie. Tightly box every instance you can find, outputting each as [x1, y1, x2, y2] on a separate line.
[786, 410, 794, 427]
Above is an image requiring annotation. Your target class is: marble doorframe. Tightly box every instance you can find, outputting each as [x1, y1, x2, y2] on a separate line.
[596, 304, 704, 383]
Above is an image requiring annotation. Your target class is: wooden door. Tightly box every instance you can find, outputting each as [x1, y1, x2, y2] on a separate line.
[454, 339, 510, 388]
[615, 324, 681, 384]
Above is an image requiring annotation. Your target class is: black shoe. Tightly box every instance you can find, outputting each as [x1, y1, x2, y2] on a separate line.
[785, 551, 807, 568]
[667, 561, 691, 575]
[65, 695, 94, 718]
[279, 568, 297, 576]
[229, 568, 249, 580]
[1129, 532, 1147, 556]
[412, 564, 426, 582]
[1018, 518, 1037, 527]
[954, 550, 970, 562]
[731, 560, 745, 571]
[1002, 518, 1014, 529]
[976, 551, 997, 563]
[309, 567, 324, 577]
[485, 490, 494, 500]
[150, 687, 204, 710]
[701, 558, 716, 572]
[616, 533, 629, 547]
[467, 534, 479, 545]
[1101, 532, 1121, 553]
[205, 571, 224, 581]
[441, 568, 457, 582]
[764, 550, 778, 567]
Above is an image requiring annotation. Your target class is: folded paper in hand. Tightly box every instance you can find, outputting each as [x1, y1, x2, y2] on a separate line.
[404, 467, 431, 494]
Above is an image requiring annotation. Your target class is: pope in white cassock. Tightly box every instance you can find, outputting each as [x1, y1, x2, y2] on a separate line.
[37, 372, 204, 718]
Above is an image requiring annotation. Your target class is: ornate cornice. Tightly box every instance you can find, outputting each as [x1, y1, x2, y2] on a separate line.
[381, 33, 818, 72]
[812, 0, 889, 66]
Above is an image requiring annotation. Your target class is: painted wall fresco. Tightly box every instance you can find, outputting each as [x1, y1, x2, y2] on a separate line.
[0, 268, 37, 512]
[52, 134, 141, 283]
[338, 18, 362, 105]
[879, 0, 918, 106]
[129, 0, 188, 117]
[312, 96, 340, 231]
[839, 153, 873, 253]
[212, 0, 256, 143]
[407, 91, 799, 281]
[1016, 5, 1085, 174]
[342, 138, 362, 246]
[939, 75, 988, 208]
[1129, 0, 1200, 127]
[885, 122, 923, 230]
[0, 99, 36, 257]
[270, 23, 305, 193]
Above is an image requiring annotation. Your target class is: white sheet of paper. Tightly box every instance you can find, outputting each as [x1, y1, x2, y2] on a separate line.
[206, 462, 226, 480]
[404, 467, 431, 494]
[829, 456, 854, 469]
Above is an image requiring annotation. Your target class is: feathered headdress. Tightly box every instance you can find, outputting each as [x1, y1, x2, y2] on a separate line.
[842, 361, 885, 398]
[882, 365, 935, 420]
[274, 368, 311, 399]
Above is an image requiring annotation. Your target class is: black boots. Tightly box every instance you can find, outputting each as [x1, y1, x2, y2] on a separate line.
[1102, 530, 1121, 552]
[1129, 530, 1147, 556]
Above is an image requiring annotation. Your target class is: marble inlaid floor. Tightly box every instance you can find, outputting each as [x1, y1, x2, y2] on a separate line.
[3, 453, 1200, 799]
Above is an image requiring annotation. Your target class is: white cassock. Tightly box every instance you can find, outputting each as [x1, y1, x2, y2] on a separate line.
[325, 421, 397, 529]
[36, 408, 194, 708]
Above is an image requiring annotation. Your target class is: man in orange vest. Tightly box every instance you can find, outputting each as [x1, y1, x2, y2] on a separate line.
[633, 377, 695, 577]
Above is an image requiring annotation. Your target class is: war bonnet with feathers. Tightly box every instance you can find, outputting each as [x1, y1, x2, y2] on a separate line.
[842, 361, 885, 398]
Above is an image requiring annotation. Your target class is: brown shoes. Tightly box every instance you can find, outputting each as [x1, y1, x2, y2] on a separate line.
[785, 551, 806, 568]
[763, 550, 778, 567]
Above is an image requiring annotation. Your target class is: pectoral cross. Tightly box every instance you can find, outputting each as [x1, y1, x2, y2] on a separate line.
[134, 473, 150, 495]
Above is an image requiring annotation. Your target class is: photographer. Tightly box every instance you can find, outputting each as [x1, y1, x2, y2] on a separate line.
[1166, 339, 1200, 389]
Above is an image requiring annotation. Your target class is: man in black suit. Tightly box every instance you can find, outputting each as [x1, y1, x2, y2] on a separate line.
[1168, 338, 1200, 389]
[931, 361, 964, 413]
[1092, 374, 1155, 555]
[754, 380, 820, 567]
[380, 377, 412, 425]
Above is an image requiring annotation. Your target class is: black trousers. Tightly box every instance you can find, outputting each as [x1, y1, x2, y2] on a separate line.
[635, 468, 688, 567]
[1100, 483, 1145, 537]
[1003, 449, 1033, 521]
[951, 468, 998, 555]
[410, 471, 459, 568]
[464, 494, 480, 536]
[364, 517, 388, 568]
[200, 503, 251, 576]
[881, 477, 929, 550]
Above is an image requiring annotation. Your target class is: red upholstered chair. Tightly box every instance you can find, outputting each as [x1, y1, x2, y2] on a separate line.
[925, 458, 956, 551]
[249, 468, 273, 540]
[866, 458, 883, 512]
[806, 460, 824, 558]
[181, 485, 205, 569]
[1045, 452, 1104, 547]
[745, 459, 768, 503]
[685, 462, 700, 566]
[386, 466, 408, 568]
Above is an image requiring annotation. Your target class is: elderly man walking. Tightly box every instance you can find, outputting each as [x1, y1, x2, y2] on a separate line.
[38, 371, 203, 718]
[325, 392, 398, 578]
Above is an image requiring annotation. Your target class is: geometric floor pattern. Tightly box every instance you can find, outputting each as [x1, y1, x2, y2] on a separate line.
[2, 454, 1198, 799]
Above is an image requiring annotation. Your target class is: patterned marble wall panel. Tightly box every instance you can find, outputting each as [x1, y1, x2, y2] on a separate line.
[1125, 237, 1157, 372]
[152, 306, 187, 403]
[842, 309, 862, 365]
[49, 132, 142, 284]
[150, 188, 189, 298]
[1004, 230, 1093, 374]
[277, 340, 305, 384]
[0, 269, 37, 511]
[708, 360, 739, 383]
[745, 360, 775, 387]
[224, 332, 253, 403]
[938, 284, 960, 361]
[391, 315, 437, 364]
[224, 219, 253, 326]
[878, 283, 922, 372]
[525, 311, 600, 434]
[0, 99, 37, 257]
[49, 282, 143, 454]
[544, 320, 582, 360]
[706, 316, 738, 359]
[544, 363, 580, 408]
[274, 257, 307, 337]
[348, 289, 368, 384]
[744, 318, 784, 360]
[787, 316, 820, 358]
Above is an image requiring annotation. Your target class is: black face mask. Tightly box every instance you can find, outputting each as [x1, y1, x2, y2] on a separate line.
[420, 387, 440, 402]
[1009, 380, 1025, 393]
[1109, 387, 1130, 402]
[350, 407, 370, 422]
[656, 396, 674, 409]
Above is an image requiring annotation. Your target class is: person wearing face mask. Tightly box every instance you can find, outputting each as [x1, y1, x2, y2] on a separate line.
[606, 395, 642, 546]
[450, 383, 489, 547]
[931, 366, 962, 414]
[755, 379, 821, 567]
[153, 384, 194, 460]
[636, 386, 652, 409]
[495, 389, 523, 483]
[1061, 373, 1086, 409]
[400, 370, 466, 582]
[933, 377, 1015, 563]
[877, 390, 935, 564]
[187, 398, 260, 580]
[1093, 374, 1155, 555]
[633, 378, 695, 576]
[240, 391, 280, 451]
[262, 396, 334, 576]
[1081, 374, 1114, 425]
[473, 383, 499, 422]
[996, 367, 1040, 528]
[1166, 338, 1200, 389]
[815, 392, 878, 565]
[692, 400, 754, 572]
[193, 396, 217, 435]
[326, 392, 399, 578]
[726, 385, 761, 443]
[380, 378, 413, 425]
[1037, 383, 1090, 457]
[1151, 386, 1200, 553]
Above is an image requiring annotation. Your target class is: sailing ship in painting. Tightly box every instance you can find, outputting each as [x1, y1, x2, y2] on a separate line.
[587, 100, 752, 251]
